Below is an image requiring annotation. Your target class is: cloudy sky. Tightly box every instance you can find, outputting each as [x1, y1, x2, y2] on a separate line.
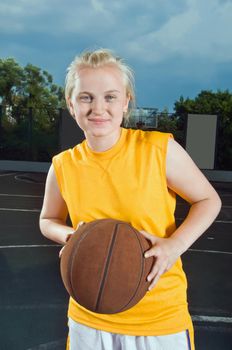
[1, 0, 232, 111]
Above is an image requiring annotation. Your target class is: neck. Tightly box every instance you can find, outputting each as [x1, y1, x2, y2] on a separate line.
[85, 128, 122, 152]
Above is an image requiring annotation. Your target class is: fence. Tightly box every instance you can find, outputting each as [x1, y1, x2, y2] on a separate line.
[0, 105, 231, 170]
[0, 105, 61, 162]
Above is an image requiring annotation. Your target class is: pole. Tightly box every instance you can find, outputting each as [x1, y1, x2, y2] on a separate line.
[28, 107, 33, 160]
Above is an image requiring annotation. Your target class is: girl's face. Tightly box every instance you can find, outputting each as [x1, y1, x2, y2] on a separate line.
[68, 65, 130, 139]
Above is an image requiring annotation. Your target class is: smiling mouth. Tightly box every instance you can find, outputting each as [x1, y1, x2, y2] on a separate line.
[88, 119, 109, 123]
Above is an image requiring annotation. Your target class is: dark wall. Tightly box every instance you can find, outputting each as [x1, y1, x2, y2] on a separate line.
[60, 110, 85, 151]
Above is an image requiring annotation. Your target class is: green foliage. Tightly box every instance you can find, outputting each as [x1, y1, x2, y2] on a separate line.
[0, 58, 24, 105]
[0, 57, 65, 123]
[152, 108, 183, 145]
[0, 57, 65, 161]
[156, 108, 177, 132]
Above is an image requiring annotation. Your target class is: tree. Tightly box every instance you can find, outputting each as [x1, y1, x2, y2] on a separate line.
[156, 108, 177, 133]
[0, 58, 24, 106]
[0, 58, 66, 161]
[0, 58, 65, 123]
[174, 90, 232, 170]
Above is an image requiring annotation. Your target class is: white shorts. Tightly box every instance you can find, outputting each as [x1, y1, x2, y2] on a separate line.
[68, 318, 192, 350]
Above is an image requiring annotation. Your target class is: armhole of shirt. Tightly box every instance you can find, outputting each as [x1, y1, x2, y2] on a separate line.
[52, 156, 65, 199]
[162, 133, 174, 183]
[160, 133, 176, 207]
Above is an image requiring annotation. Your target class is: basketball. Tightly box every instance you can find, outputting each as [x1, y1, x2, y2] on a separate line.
[60, 218, 154, 314]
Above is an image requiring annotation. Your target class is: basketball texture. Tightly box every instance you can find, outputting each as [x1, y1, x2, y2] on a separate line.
[60, 219, 154, 314]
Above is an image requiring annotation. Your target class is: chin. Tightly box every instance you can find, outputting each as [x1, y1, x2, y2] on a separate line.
[93, 130, 112, 138]
[86, 127, 110, 138]
[87, 123, 120, 136]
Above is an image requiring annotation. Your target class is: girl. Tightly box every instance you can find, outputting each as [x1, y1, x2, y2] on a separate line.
[40, 49, 221, 350]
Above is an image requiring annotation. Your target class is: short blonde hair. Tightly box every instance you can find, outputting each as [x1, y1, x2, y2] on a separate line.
[65, 48, 136, 121]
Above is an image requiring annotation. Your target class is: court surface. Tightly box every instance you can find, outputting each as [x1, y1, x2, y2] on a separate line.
[0, 171, 231, 350]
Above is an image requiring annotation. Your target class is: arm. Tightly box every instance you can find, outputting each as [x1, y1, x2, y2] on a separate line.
[141, 138, 222, 290]
[39, 164, 75, 245]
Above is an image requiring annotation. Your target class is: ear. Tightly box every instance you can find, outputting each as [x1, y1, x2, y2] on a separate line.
[123, 95, 130, 113]
[67, 97, 75, 117]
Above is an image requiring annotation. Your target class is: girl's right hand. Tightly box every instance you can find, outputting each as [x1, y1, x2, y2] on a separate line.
[59, 221, 85, 258]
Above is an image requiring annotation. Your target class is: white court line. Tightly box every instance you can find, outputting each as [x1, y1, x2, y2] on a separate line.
[2, 194, 232, 204]
[26, 339, 66, 350]
[177, 203, 232, 209]
[0, 172, 17, 177]
[14, 174, 45, 184]
[2, 303, 232, 327]
[215, 220, 232, 223]
[0, 193, 43, 198]
[176, 217, 232, 224]
[1, 208, 231, 220]
[0, 244, 61, 249]
[192, 315, 232, 324]
[1, 304, 231, 326]
[0, 208, 40, 212]
[0, 245, 231, 256]
[189, 248, 232, 255]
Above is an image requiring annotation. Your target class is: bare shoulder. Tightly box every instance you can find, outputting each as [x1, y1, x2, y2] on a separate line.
[45, 163, 60, 190]
[40, 164, 68, 221]
[166, 138, 220, 204]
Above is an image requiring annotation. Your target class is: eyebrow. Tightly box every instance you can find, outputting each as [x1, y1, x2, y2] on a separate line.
[105, 90, 121, 94]
[78, 90, 121, 95]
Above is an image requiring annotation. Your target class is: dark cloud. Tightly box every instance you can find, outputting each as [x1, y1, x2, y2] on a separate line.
[0, 0, 232, 110]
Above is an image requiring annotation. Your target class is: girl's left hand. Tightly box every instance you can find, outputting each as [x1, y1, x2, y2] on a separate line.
[140, 230, 185, 291]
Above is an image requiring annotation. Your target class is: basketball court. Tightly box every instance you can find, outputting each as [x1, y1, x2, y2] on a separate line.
[0, 171, 231, 349]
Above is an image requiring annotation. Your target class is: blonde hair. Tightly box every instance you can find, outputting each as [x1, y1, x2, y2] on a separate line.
[65, 48, 136, 121]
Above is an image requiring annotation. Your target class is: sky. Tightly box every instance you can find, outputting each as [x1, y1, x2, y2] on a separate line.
[1, 0, 232, 111]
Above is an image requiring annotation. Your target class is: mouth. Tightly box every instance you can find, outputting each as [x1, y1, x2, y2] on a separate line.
[88, 118, 110, 124]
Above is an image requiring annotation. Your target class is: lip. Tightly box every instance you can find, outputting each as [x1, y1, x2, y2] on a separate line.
[88, 119, 109, 123]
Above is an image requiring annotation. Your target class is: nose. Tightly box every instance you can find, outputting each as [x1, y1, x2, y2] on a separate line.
[91, 97, 105, 115]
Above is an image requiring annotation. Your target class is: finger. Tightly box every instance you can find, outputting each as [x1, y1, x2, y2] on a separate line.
[144, 244, 160, 258]
[144, 247, 155, 258]
[66, 222, 85, 241]
[148, 264, 167, 290]
[148, 273, 161, 291]
[65, 233, 73, 243]
[139, 230, 155, 239]
[147, 256, 167, 281]
[59, 246, 65, 259]
[76, 221, 85, 230]
[147, 263, 160, 282]
[62, 223, 86, 257]
[140, 230, 156, 243]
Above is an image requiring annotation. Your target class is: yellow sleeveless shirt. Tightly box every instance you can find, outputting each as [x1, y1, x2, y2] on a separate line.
[52, 127, 194, 344]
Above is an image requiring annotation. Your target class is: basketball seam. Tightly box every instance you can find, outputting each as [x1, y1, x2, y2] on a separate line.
[95, 223, 119, 313]
[116, 226, 145, 313]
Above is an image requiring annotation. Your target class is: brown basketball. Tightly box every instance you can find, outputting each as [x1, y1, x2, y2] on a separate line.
[60, 218, 154, 314]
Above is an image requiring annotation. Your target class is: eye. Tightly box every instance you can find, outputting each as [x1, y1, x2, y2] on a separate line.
[105, 95, 116, 102]
[79, 94, 93, 103]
